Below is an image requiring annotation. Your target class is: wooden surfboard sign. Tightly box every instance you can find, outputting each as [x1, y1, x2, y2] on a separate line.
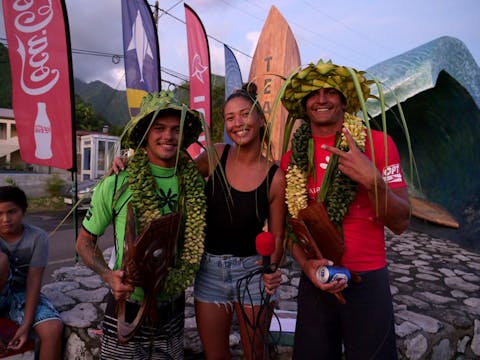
[410, 195, 460, 229]
[248, 5, 301, 160]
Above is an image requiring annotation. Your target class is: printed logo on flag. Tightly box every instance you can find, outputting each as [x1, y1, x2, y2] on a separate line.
[121, 0, 160, 115]
[191, 54, 208, 84]
[126, 10, 154, 86]
[184, 4, 211, 159]
[383, 164, 403, 183]
[2, 0, 73, 169]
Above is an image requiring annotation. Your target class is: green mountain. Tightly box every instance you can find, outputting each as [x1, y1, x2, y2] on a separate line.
[0, 43, 129, 126]
[74, 78, 129, 126]
[1, 42, 226, 141]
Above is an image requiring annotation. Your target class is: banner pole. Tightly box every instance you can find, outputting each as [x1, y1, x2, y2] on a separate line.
[59, 0, 79, 261]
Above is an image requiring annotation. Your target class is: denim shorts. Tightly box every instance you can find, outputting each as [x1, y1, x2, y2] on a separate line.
[194, 252, 275, 306]
[0, 279, 61, 327]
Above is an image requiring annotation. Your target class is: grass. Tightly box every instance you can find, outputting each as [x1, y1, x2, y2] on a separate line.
[28, 196, 66, 212]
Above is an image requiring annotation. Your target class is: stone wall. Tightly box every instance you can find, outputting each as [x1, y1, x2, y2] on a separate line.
[41, 229, 480, 359]
[0, 173, 70, 198]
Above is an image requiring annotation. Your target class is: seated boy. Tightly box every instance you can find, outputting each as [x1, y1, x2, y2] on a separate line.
[0, 186, 63, 359]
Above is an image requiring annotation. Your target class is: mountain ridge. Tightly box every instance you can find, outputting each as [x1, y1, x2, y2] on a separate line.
[73, 78, 129, 126]
[0, 42, 130, 127]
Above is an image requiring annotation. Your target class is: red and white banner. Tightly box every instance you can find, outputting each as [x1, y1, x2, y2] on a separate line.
[184, 4, 211, 158]
[2, 0, 74, 169]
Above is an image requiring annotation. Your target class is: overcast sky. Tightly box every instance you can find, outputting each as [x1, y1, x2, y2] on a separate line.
[1, 0, 479, 91]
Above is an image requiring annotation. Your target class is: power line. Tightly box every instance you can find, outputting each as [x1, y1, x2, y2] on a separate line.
[161, 67, 188, 83]
[220, 0, 266, 23]
[1, 36, 188, 89]
[301, 0, 395, 54]
[217, 0, 363, 64]
[2, 2, 255, 83]
[153, 3, 252, 60]
[162, 78, 189, 91]
[227, 0, 381, 67]
[3, 1, 255, 88]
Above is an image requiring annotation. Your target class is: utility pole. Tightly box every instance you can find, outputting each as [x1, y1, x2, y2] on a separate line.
[154, 1, 159, 26]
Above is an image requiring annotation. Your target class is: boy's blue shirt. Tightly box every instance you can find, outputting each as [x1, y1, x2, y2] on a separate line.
[0, 223, 48, 290]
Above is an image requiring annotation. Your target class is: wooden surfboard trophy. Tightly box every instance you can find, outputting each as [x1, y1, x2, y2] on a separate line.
[248, 5, 301, 160]
[410, 196, 459, 229]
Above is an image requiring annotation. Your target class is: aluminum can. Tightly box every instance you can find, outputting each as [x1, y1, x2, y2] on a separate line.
[316, 265, 351, 284]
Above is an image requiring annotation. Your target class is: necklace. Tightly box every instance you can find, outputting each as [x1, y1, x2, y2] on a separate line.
[127, 148, 206, 298]
[285, 113, 366, 228]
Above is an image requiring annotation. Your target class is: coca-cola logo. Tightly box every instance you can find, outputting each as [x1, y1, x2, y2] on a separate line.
[34, 124, 50, 133]
[11, 0, 60, 96]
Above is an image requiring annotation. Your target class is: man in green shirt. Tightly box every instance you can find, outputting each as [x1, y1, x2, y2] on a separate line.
[76, 91, 207, 359]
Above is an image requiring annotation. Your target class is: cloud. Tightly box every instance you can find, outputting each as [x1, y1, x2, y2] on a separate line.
[246, 31, 260, 56]
[66, 0, 125, 88]
[1, 0, 478, 92]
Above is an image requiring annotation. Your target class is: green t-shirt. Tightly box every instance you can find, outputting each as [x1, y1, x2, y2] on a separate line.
[82, 163, 179, 302]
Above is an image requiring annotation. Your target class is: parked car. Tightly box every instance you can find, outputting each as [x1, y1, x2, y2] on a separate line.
[63, 178, 98, 211]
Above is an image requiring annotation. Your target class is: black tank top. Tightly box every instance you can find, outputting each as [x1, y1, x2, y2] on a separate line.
[204, 144, 278, 256]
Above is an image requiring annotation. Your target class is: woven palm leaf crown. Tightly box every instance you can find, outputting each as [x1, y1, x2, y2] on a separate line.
[281, 60, 373, 117]
[124, 90, 203, 150]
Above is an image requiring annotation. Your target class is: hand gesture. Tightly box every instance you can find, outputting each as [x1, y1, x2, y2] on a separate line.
[322, 127, 380, 190]
[7, 324, 29, 351]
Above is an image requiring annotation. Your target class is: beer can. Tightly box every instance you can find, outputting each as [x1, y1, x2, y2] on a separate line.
[316, 265, 351, 284]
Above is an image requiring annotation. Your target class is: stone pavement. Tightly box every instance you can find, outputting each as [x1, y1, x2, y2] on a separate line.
[41, 228, 480, 359]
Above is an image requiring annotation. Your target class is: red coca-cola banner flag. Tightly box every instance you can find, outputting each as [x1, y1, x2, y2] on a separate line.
[2, 0, 74, 169]
[184, 4, 211, 159]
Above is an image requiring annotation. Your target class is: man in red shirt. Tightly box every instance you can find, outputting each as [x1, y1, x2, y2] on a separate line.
[280, 60, 411, 359]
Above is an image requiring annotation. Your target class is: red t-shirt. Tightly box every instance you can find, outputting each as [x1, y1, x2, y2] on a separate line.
[281, 129, 407, 272]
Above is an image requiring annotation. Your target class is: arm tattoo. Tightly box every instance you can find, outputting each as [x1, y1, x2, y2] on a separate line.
[81, 233, 110, 277]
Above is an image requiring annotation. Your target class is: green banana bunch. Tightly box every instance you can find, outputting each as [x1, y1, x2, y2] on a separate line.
[285, 112, 366, 236]
[162, 154, 206, 297]
[127, 149, 207, 299]
[323, 114, 366, 228]
[325, 169, 358, 227]
[128, 148, 162, 231]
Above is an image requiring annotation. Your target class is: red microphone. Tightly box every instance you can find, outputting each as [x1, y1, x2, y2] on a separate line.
[256, 231, 275, 273]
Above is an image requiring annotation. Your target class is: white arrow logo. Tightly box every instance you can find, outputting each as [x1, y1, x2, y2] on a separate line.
[127, 10, 153, 83]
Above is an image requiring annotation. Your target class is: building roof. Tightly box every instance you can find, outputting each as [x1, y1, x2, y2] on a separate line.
[0, 108, 14, 119]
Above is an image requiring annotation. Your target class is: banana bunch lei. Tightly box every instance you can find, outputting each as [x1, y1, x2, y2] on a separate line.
[128, 148, 206, 298]
[286, 113, 366, 229]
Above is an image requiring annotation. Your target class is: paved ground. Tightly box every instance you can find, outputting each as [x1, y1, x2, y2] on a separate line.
[25, 210, 111, 284]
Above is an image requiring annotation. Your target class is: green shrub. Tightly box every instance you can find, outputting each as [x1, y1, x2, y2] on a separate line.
[4, 176, 16, 186]
[46, 174, 66, 197]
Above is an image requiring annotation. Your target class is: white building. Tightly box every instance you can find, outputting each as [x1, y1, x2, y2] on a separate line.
[0, 108, 21, 169]
[78, 131, 121, 181]
[0, 108, 120, 179]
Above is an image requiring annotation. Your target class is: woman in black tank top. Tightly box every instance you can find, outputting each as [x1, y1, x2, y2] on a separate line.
[193, 83, 286, 360]
[109, 84, 286, 358]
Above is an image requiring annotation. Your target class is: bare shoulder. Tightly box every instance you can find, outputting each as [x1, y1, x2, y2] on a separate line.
[270, 162, 286, 190]
[195, 143, 227, 176]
